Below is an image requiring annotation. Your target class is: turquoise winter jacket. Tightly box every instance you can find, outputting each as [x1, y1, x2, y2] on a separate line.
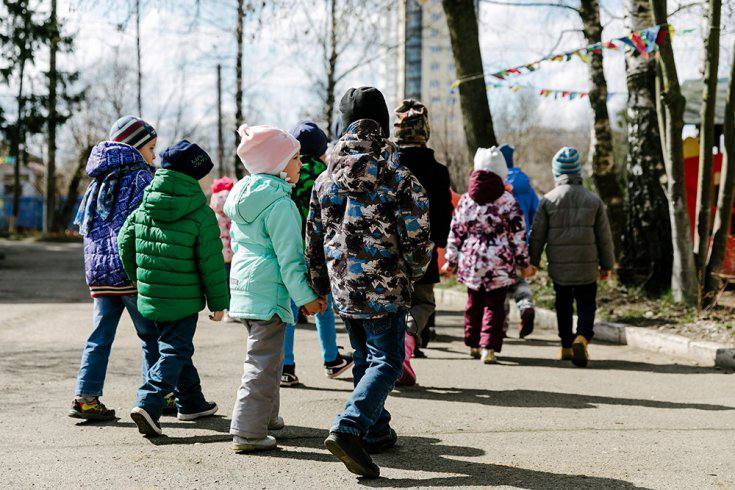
[224, 173, 318, 324]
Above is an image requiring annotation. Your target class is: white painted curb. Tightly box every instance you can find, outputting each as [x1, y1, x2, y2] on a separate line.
[435, 287, 735, 369]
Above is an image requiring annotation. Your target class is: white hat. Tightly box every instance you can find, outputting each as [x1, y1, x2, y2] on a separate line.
[473, 146, 508, 181]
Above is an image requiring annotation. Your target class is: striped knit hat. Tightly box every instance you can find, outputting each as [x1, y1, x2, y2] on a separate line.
[109, 116, 157, 149]
[552, 146, 581, 177]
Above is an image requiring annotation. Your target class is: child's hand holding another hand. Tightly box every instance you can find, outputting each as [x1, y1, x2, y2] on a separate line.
[302, 297, 327, 316]
[209, 311, 225, 322]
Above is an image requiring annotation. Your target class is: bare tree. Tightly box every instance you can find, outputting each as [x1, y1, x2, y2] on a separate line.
[442, 0, 498, 158]
[650, 0, 697, 304]
[293, 0, 395, 139]
[618, 0, 672, 294]
[693, 0, 722, 302]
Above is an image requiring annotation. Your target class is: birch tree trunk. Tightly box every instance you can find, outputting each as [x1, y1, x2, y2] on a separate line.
[441, 0, 498, 158]
[578, 0, 625, 258]
[704, 40, 735, 303]
[693, 0, 722, 292]
[650, 0, 697, 304]
[618, 0, 672, 294]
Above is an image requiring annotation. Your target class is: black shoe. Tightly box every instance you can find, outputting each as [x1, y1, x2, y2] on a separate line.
[412, 346, 427, 359]
[363, 428, 397, 454]
[325, 352, 354, 379]
[161, 393, 177, 416]
[519, 308, 535, 339]
[68, 397, 116, 421]
[177, 401, 218, 421]
[281, 364, 299, 387]
[324, 432, 380, 478]
[130, 407, 162, 436]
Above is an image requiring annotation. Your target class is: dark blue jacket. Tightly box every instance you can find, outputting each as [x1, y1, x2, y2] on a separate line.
[78, 142, 154, 295]
[506, 167, 539, 243]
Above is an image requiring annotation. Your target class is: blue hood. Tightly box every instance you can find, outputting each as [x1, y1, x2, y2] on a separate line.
[507, 167, 532, 194]
[86, 141, 148, 178]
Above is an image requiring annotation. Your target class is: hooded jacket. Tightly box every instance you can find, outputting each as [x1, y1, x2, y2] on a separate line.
[506, 167, 540, 242]
[395, 146, 453, 284]
[529, 173, 615, 285]
[118, 169, 229, 321]
[224, 173, 318, 324]
[77, 142, 154, 297]
[305, 119, 432, 319]
[445, 170, 530, 292]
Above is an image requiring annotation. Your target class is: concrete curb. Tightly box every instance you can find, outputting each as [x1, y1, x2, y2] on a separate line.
[435, 287, 735, 369]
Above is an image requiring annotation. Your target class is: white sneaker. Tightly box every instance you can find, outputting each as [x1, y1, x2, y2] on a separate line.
[232, 435, 277, 452]
[481, 348, 496, 364]
[130, 407, 163, 436]
[268, 416, 285, 431]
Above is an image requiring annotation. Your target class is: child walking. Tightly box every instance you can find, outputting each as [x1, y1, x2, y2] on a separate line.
[70, 116, 158, 420]
[210, 177, 235, 321]
[499, 143, 540, 338]
[442, 147, 534, 364]
[279, 120, 353, 387]
[306, 86, 432, 478]
[529, 147, 614, 367]
[118, 140, 229, 436]
[392, 99, 453, 386]
[226, 124, 325, 452]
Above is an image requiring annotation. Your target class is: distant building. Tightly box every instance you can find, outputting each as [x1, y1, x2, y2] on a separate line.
[386, 0, 467, 162]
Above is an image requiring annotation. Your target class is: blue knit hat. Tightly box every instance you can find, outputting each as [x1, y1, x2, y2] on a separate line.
[290, 120, 328, 158]
[109, 115, 157, 149]
[498, 144, 515, 169]
[160, 140, 214, 181]
[552, 147, 581, 177]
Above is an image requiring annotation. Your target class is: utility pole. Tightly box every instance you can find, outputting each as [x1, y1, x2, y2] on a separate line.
[234, 0, 245, 179]
[44, 0, 58, 234]
[216, 63, 224, 178]
[135, 0, 142, 116]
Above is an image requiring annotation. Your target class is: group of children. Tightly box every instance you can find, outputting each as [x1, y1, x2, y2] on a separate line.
[68, 85, 614, 479]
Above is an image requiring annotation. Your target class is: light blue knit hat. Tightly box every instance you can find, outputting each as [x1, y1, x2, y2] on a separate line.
[552, 147, 581, 177]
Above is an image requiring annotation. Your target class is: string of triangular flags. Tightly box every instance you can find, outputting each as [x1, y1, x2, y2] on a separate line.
[450, 25, 695, 90]
[486, 82, 626, 101]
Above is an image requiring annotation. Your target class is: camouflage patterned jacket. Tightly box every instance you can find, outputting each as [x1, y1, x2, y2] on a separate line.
[305, 119, 432, 319]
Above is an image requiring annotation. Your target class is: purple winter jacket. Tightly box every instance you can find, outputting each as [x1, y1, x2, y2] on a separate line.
[78, 142, 154, 296]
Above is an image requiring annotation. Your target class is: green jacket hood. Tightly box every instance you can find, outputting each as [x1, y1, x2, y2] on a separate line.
[142, 169, 207, 222]
[225, 173, 293, 224]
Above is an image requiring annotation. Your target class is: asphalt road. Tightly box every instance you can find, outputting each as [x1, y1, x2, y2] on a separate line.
[1, 239, 734, 489]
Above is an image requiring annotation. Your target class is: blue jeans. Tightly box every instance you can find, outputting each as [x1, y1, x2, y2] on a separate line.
[75, 295, 158, 397]
[331, 311, 406, 443]
[283, 294, 338, 366]
[135, 313, 206, 420]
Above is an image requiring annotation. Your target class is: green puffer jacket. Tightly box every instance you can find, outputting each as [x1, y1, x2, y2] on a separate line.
[224, 173, 318, 324]
[118, 169, 229, 321]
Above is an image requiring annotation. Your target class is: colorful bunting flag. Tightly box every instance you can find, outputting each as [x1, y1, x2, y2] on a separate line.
[450, 24, 687, 91]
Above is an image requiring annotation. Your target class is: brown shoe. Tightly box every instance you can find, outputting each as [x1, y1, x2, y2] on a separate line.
[559, 347, 574, 361]
[571, 335, 589, 367]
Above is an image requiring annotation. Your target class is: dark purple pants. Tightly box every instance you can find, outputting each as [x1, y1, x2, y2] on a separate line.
[464, 287, 508, 351]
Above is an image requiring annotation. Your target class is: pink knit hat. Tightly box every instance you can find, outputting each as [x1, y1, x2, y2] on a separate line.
[236, 124, 300, 175]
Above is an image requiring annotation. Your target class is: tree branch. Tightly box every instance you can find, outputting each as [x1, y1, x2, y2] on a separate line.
[480, 0, 579, 12]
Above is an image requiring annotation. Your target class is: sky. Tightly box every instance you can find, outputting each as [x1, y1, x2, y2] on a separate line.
[5, 0, 735, 164]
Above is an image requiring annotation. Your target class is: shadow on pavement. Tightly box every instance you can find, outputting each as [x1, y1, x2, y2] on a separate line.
[391, 386, 734, 411]
[259, 425, 648, 488]
[419, 345, 725, 375]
